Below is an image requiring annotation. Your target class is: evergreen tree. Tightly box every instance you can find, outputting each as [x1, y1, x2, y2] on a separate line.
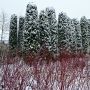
[69, 20, 77, 53]
[38, 10, 49, 49]
[72, 19, 82, 53]
[80, 16, 89, 53]
[9, 14, 17, 50]
[45, 8, 57, 53]
[18, 16, 24, 51]
[23, 3, 39, 53]
[58, 12, 71, 52]
[87, 19, 90, 53]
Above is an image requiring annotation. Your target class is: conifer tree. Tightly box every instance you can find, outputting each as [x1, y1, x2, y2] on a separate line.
[23, 3, 39, 53]
[9, 14, 17, 50]
[69, 20, 77, 53]
[87, 19, 90, 53]
[72, 19, 82, 53]
[80, 16, 89, 53]
[18, 16, 24, 51]
[38, 10, 49, 49]
[45, 8, 57, 53]
[58, 12, 70, 52]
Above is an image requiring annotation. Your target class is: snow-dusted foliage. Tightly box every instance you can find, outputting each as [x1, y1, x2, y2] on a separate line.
[9, 14, 17, 50]
[87, 19, 90, 53]
[69, 20, 77, 53]
[8, 5, 90, 54]
[2, 3, 90, 90]
[57, 12, 71, 52]
[1, 52, 90, 90]
[38, 10, 49, 49]
[72, 19, 82, 52]
[57, 12, 78, 53]
[45, 8, 57, 53]
[23, 3, 39, 53]
[18, 16, 24, 51]
[80, 16, 89, 53]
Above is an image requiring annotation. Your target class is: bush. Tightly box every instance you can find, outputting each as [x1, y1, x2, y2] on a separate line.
[1, 49, 90, 90]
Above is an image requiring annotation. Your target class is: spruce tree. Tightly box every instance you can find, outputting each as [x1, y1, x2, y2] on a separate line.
[23, 3, 39, 53]
[58, 12, 70, 52]
[9, 14, 17, 50]
[87, 19, 90, 53]
[18, 16, 24, 51]
[69, 20, 77, 53]
[80, 16, 89, 53]
[38, 10, 49, 49]
[45, 8, 57, 53]
[72, 19, 82, 53]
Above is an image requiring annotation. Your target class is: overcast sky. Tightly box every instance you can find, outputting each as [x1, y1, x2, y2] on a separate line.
[0, 0, 90, 19]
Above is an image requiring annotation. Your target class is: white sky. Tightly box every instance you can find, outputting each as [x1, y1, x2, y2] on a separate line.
[0, 0, 90, 19]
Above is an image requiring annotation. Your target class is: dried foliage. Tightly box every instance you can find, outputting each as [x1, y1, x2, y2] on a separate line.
[0, 49, 90, 90]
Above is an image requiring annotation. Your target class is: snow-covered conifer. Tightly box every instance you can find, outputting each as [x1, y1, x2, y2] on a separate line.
[45, 7, 57, 53]
[69, 20, 77, 53]
[57, 12, 71, 52]
[72, 19, 82, 53]
[38, 10, 49, 49]
[80, 16, 89, 53]
[23, 3, 39, 52]
[87, 19, 90, 53]
[9, 14, 17, 50]
[18, 16, 24, 51]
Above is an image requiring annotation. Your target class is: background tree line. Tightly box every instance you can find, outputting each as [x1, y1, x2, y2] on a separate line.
[8, 3, 90, 54]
